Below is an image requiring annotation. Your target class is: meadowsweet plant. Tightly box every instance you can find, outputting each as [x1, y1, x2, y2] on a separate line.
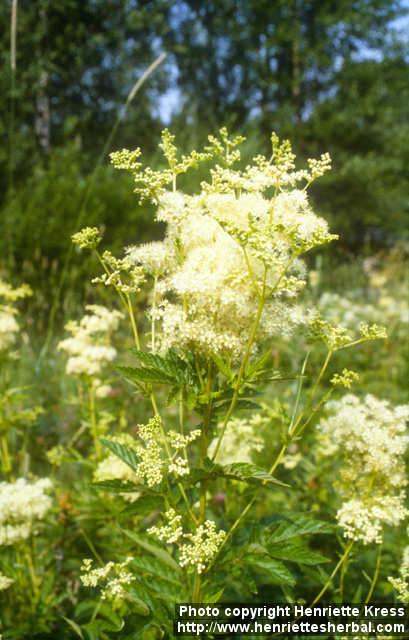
[71, 129, 396, 635]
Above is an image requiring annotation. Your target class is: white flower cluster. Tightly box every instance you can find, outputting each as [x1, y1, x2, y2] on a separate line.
[337, 496, 407, 546]
[208, 414, 264, 465]
[167, 429, 201, 477]
[317, 394, 409, 544]
[134, 418, 201, 484]
[179, 521, 226, 574]
[0, 278, 32, 353]
[148, 508, 183, 544]
[0, 477, 53, 546]
[0, 573, 14, 591]
[148, 509, 225, 574]
[123, 132, 336, 359]
[80, 557, 133, 602]
[58, 305, 123, 377]
[388, 546, 409, 603]
[134, 416, 165, 486]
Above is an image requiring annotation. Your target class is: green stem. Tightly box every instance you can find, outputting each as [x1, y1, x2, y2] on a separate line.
[126, 293, 141, 350]
[211, 271, 267, 462]
[151, 276, 157, 352]
[79, 527, 104, 565]
[365, 543, 382, 604]
[192, 364, 213, 601]
[289, 348, 333, 437]
[206, 348, 337, 571]
[1, 436, 12, 475]
[294, 388, 334, 438]
[24, 541, 40, 610]
[310, 540, 354, 605]
[288, 351, 310, 434]
[212, 255, 296, 462]
[98, 257, 195, 525]
[208, 441, 287, 565]
[88, 382, 100, 457]
[242, 246, 261, 299]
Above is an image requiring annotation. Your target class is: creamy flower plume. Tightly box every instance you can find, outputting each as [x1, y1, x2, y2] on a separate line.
[58, 305, 123, 377]
[0, 478, 53, 546]
[317, 394, 409, 544]
[113, 129, 337, 360]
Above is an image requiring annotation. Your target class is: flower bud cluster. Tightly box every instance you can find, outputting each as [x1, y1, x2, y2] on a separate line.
[331, 369, 360, 389]
[148, 508, 183, 544]
[96, 419, 201, 490]
[80, 557, 133, 603]
[92, 250, 145, 294]
[179, 521, 226, 574]
[71, 226, 102, 250]
[309, 314, 387, 350]
[148, 509, 225, 574]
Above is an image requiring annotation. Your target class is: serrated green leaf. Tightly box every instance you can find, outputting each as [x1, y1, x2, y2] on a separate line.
[131, 556, 183, 588]
[267, 543, 329, 565]
[246, 553, 295, 586]
[202, 587, 225, 603]
[100, 438, 140, 472]
[211, 353, 233, 378]
[117, 365, 175, 386]
[246, 348, 272, 374]
[221, 462, 289, 487]
[131, 349, 191, 384]
[121, 494, 164, 516]
[267, 515, 333, 544]
[93, 479, 142, 493]
[122, 529, 181, 572]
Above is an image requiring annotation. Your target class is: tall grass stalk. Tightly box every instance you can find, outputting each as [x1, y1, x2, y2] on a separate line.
[7, 0, 18, 263]
[38, 53, 167, 363]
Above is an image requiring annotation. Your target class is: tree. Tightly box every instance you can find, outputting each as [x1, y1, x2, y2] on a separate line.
[306, 51, 409, 246]
[163, 0, 405, 138]
[0, 0, 169, 188]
